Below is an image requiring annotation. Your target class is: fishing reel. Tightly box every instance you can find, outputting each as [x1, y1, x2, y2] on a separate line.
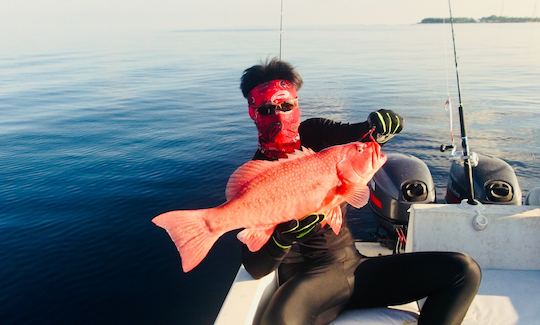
[440, 143, 479, 167]
[440, 144, 455, 153]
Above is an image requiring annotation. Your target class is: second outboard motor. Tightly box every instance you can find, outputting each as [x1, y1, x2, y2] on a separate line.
[369, 153, 436, 252]
[445, 153, 522, 205]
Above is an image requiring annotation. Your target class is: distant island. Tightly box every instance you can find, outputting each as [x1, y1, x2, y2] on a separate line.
[420, 15, 540, 24]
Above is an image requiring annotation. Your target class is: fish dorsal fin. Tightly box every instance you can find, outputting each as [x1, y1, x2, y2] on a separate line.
[226, 147, 316, 200]
[345, 184, 370, 208]
[225, 160, 275, 200]
[279, 146, 316, 162]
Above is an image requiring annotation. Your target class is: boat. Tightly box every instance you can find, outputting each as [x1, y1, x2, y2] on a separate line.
[214, 151, 540, 324]
[215, 1, 540, 323]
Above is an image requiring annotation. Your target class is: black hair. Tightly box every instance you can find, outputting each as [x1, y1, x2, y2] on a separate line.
[240, 58, 303, 98]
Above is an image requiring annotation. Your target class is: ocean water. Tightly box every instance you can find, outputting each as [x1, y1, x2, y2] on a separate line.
[1, 24, 539, 324]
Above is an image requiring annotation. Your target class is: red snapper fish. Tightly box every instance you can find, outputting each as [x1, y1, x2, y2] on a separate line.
[153, 141, 386, 272]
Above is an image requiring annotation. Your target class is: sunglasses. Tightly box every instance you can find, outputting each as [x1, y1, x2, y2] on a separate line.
[257, 100, 297, 116]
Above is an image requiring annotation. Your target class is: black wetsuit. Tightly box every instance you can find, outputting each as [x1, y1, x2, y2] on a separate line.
[242, 118, 482, 325]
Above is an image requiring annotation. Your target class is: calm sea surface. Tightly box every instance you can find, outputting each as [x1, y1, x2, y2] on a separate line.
[1, 24, 539, 324]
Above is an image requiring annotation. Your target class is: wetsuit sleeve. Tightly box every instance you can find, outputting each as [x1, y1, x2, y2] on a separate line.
[299, 118, 372, 152]
[242, 239, 289, 279]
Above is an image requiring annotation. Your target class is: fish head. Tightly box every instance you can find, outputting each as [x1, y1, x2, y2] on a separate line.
[343, 141, 387, 181]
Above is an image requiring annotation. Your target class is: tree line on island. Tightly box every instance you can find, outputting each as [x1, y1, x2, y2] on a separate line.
[420, 15, 540, 23]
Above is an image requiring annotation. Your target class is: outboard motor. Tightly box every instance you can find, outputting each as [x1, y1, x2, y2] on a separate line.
[369, 153, 436, 252]
[445, 153, 522, 205]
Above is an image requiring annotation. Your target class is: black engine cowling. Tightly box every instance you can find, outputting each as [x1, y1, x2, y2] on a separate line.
[369, 153, 436, 225]
[445, 153, 522, 205]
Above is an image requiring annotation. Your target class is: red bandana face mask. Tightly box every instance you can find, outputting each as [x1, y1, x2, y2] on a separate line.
[248, 80, 301, 159]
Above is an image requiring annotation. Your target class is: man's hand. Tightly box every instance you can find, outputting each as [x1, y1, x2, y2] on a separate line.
[272, 214, 324, 250]
[367, 109, 404, 144]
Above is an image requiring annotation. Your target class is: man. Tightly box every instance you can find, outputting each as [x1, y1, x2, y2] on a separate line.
[240, 58, 481, 325]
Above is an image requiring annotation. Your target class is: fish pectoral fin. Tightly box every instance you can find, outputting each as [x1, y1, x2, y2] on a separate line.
[324, 206, 343, 235]
[237, 227, 275, 252]
[337, 158, 362, 184]
[345, 184, 370, 208]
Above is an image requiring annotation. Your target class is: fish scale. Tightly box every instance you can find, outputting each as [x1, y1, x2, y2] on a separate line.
[224, 150, 338, 226]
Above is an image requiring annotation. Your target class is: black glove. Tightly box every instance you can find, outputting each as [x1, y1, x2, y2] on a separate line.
[272, 214, 324, 250]
[367, 109, 404, 144]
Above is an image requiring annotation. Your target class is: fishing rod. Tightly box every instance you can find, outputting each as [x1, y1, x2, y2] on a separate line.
[441, 0, 478, 205]
[279, 0, 284, 60]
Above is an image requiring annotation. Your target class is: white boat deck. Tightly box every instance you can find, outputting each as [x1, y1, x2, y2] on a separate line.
[215, 204, 540, 325]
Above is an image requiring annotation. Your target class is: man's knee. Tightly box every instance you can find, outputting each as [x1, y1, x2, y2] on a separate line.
[450, 252, 482, 290]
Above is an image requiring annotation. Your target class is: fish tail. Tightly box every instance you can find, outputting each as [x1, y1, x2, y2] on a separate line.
[152, 209, 221, 272]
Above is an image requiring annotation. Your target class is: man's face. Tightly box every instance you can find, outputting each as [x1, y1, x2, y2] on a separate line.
[247, 80, 301, 154]
[247, 80, 299, 119]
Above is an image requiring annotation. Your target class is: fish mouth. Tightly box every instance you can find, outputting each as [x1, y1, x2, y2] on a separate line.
[372, 143, 387, 169]
[372, 143, 379, 168]
[353, 142, 386, 177]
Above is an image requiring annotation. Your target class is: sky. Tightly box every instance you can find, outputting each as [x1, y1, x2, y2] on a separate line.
[1, 0, 538, 35]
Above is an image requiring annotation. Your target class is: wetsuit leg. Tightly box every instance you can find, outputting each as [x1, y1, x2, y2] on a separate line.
[258, 262, 353, 325]
[348, 251, 481, 325]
